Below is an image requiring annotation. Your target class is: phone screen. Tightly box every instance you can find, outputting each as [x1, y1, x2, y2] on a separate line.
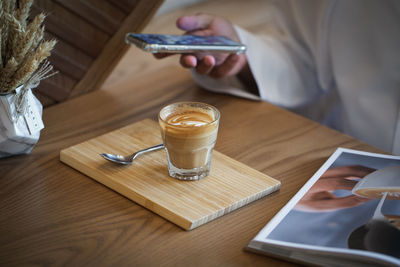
[126, 33, 246, 54]
[131, 34, 241, 46]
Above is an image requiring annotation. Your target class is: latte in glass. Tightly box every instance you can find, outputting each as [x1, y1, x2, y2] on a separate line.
[159, 102, 220, 181]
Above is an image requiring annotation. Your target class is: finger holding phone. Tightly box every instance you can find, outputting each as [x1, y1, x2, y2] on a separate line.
[126, 14, 249, 79]
[173, 14, 248, 78]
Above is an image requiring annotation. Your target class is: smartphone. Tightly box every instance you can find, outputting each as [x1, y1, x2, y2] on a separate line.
[125, 33, 246, 54]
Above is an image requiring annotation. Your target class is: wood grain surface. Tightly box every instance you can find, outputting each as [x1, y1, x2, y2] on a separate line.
[60, 119, 280, 230]
[0, 0, 385, 266]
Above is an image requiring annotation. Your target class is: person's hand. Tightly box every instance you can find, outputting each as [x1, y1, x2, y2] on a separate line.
[154, 13, 248, 78]
[295, 165, 375, 212]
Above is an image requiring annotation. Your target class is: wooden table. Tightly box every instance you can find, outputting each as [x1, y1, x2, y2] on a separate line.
[0, 0, 381, 266]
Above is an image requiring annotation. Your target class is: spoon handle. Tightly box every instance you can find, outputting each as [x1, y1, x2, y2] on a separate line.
[130, 144, 164, 160]
[140, 143, 164, 153]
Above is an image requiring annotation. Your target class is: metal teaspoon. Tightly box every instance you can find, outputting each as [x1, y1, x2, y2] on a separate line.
[100, 144, 164, 165]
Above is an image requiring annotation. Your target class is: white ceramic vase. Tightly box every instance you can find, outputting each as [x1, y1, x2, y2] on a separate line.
[0, 85, 44, 158]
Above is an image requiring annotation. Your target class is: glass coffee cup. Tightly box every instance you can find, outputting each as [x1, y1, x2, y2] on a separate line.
[158, 102, 220, 181]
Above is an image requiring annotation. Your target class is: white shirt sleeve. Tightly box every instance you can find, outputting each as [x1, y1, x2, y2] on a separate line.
[192, 24, 322, 108]
[191, 66, 260, 101]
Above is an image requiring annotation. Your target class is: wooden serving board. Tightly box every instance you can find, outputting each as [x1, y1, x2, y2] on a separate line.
[60, 119, 280, 230]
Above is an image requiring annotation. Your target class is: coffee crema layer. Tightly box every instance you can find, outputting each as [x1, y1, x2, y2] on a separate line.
[162, 108, 218, 137]
[166, 110, 213, 127]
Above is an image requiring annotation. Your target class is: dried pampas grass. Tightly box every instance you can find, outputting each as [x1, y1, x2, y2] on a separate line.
[0, 0, 56, 93]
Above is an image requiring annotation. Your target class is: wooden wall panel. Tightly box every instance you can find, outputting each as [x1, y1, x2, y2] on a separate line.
[106, 0, 140, 14]
[31, 0, 164, 107]
[45, 32, 93, 80]
[32, 1, 109, 57]
[34, 90, 57, 107]
[53, 0, 126, 35]
[38, 73, 76, 101]
[71, 0, 163, 97]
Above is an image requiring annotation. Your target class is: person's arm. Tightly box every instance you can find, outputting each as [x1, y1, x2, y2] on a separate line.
[156, 14, 261, 100]
[177, 12, 322, 108]
[155, 11, 322, 107]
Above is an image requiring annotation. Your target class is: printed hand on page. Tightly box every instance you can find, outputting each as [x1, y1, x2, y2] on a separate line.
[295, 165, 375, 212]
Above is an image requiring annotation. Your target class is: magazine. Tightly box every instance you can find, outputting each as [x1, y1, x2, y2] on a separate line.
[246, 148, 400, 267]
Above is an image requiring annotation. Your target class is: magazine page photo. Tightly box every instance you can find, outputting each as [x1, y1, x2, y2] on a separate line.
[250, 148, 400, 266]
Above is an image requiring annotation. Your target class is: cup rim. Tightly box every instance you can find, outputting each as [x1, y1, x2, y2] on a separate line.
[158, 101, 220, 126]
